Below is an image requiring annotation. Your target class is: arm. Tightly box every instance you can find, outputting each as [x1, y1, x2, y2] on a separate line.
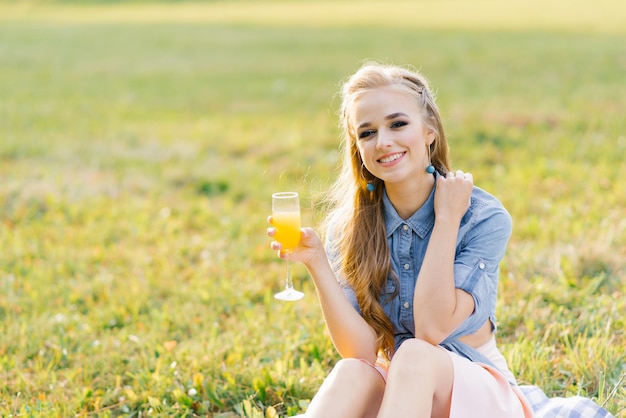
[413, 173, 512, 344]
[413, 219, 475, 344]
[413, 171, 475, 344]
[302, 237, 379, 362]
[268, 222, 378, 362]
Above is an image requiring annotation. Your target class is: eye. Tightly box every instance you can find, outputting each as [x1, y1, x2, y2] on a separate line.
[358, 129, 376, 139]
[390, 121, 408, 129]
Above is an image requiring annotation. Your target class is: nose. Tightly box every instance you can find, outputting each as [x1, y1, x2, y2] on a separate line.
[376, 129, 393, 150]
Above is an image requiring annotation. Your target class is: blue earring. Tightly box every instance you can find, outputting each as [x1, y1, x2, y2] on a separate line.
[362, 163, 376, 191]
[426, 144, 435, 174]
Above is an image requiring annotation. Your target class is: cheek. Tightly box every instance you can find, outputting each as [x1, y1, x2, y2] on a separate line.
[357, 138, 376, 153]
[355, 144, 372, 170]
[358, 146, 379, 175]
[355, 142, 367, 159]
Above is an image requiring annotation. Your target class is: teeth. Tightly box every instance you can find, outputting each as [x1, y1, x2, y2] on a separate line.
[379, 153, 403, 163]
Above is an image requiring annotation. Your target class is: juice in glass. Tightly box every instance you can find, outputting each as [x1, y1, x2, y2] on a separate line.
[272, 210, 301, 252]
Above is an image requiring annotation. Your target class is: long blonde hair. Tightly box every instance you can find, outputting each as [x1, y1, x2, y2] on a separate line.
[323, 62, 451, 358]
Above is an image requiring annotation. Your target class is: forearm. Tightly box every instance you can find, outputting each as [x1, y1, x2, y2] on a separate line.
[413, 219, 465, 343]
[304, 253, 379, 362]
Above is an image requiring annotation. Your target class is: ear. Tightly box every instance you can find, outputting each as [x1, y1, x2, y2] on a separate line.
[425, 128, 436, 146]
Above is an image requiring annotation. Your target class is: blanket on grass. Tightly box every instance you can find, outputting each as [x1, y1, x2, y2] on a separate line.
[518, 385, 613, 417]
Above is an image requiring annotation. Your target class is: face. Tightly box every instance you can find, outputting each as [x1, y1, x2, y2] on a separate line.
[352, 86, 435, 188]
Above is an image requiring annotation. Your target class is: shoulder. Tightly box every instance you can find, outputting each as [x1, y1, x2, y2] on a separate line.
[471, 185, 505, 207]
[471, 186, 510, 219]
[466, 186, 512, 237]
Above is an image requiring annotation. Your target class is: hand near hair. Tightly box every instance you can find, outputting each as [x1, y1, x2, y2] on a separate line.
[434, 170, 473, 225]
[267, 218, 324, 267]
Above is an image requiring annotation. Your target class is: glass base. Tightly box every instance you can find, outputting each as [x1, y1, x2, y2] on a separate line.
[274, 288, 304, 301]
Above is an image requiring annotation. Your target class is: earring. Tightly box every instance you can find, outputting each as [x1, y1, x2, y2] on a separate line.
[361, 163, 376, 191]
[426, 144, 435, 174]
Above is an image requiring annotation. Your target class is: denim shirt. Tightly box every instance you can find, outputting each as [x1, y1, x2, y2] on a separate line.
[328, 175, 513, 371]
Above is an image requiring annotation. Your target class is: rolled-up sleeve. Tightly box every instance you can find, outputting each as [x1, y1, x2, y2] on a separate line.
[453, 205, 512, 334]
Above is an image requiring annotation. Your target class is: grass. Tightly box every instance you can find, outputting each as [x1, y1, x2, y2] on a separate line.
[0, 1, 625, 416]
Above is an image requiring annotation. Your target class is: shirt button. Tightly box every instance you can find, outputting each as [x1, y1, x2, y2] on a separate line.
[402, 224, 409, 231]
[403, 263, 410, 270]
[403, 302, 410, 309]
[479, 262, 486, 269]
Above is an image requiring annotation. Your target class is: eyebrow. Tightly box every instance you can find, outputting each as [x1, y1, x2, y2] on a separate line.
[357, 112, 409, 130]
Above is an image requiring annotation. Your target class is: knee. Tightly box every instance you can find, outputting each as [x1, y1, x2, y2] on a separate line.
[332, 358, 373, 378]
[391, 339, 443, 372]
[309, 358, 385, 416]
[394, 338, 436, 358]
[328, 358, 382, 386]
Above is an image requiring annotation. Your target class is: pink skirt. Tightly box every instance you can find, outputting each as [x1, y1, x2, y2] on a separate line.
[446, 350, 534, 418]
[360, 348, 534, 418]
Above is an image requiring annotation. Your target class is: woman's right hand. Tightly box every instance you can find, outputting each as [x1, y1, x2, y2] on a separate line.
[267, 216, 324, 267]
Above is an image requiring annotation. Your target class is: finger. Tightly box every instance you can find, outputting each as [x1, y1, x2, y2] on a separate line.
[270, 241, 282, 251]
[455, 169, 464, 177]
[267, 215, 273, 224]
[267, 227, 275, 237]
[464, 172, 473, 181]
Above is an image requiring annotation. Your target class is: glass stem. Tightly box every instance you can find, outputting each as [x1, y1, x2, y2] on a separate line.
[285, 259, 294, 291]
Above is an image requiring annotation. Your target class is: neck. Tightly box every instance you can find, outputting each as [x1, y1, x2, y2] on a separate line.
[385, 174, 435, 220]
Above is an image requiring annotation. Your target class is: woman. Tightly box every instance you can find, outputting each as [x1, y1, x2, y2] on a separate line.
[268, 62, 534, 417]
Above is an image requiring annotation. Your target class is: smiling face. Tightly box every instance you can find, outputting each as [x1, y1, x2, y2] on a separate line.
[352, 86, 435, 189]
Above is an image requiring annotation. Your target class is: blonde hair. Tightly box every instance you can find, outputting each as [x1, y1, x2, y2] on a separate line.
[323, 62, 451, 358]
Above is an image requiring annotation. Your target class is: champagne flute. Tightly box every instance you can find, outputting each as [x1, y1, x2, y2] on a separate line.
[272, 192, 304, 301]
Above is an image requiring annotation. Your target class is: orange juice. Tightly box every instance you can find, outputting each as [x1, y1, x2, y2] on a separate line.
[272, 210, 301, 252]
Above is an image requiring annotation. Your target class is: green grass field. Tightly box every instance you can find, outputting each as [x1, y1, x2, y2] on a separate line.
[1, 1, 625, 416]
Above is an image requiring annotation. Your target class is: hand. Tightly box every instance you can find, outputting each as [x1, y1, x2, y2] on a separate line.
[267, 216, 324, 266]
[434, 170, 473, 224]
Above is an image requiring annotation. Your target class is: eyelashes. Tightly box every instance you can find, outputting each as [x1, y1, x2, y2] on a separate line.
[359, 130, 375, 139]
[358, 120, 408, 140]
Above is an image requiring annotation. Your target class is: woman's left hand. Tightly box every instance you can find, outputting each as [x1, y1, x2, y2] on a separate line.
[433, 170, 473, 224]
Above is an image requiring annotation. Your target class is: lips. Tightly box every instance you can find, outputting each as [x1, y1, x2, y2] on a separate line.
[378, 152, 405, 164]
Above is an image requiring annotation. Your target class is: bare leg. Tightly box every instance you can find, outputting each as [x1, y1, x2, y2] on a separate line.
[305, 358, 386, 418]
[377, 339, 454, 418]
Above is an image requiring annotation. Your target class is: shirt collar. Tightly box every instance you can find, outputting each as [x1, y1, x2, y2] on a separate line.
[382, 173, 437, 239]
